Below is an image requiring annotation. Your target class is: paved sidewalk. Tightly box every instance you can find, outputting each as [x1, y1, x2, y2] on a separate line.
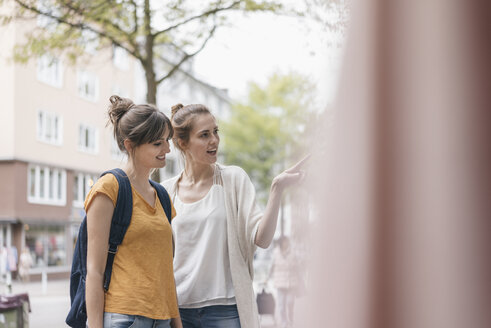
[8, 277, 69, 297]
[1, 279, 306, 327]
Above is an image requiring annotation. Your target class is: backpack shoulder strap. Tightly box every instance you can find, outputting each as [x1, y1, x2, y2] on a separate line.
[149, 180, 172, 224]
[100, 168, 133, 291]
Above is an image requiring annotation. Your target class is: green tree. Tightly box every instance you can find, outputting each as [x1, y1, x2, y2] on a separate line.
[221, 72, 317, 203]
[0, 0, 286, 104]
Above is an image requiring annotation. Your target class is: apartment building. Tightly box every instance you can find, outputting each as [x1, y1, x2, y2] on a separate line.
[0, 11, 230, 280]
[0, 11, 137, 280]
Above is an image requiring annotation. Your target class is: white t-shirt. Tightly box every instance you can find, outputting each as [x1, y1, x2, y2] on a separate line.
[173, 183, 236, 308]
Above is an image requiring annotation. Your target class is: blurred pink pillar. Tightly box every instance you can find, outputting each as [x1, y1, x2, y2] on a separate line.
[304, 1, 491, 327]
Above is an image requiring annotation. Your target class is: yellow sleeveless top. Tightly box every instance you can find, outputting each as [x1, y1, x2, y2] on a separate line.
[84, 174, 178, 320]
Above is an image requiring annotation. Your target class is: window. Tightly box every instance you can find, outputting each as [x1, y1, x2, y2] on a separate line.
[29, 167, 36, 198]
[78, 124, 98, 154]
[111, 138, 127, 162]
[215, 100, 224, 118]
[113, 45, 129, 71]
[37, 54, 63, 88]
[77, 70, 99, 102]
[27, 165, 66, 205]
[25, 225, 67, 268]
[73, 173, 98, 208]
[37, 110, 63, 145]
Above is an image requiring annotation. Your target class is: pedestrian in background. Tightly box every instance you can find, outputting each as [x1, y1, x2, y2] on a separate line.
[162, 103, 308, 328]
[85, 96, 182, 328]
[18, 248, 32, 283]
[269, 237, 301, 328]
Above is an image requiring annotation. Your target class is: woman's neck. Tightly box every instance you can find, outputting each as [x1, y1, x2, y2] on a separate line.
[124, 162, 151, 188]
[182, 161, 214, 185]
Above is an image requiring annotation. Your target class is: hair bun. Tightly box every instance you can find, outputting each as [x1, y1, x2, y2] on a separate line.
[171, 103, 184, 118]
[108, 95, 134, 125]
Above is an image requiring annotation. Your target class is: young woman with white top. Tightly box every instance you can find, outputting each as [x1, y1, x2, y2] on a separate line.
[162, 103, 308, 328]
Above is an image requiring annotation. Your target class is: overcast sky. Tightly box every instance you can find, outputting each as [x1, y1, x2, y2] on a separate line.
[192, 11, 344, 109]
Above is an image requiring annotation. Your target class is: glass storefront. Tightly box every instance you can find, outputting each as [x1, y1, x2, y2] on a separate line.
[25, 225, 66, 268]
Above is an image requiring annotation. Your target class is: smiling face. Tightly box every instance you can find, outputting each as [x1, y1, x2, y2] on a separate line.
[181, 113, 220, 165]
[131, 130, 172, 170]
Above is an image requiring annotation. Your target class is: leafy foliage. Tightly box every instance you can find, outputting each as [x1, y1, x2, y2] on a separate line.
[221, 72, 317, 203]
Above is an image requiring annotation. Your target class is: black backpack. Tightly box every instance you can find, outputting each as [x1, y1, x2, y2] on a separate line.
[66, 168, 172, 328]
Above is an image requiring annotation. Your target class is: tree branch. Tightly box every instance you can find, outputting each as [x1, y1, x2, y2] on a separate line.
[12, 0, 144, 62]
[156, 25, 217, 85]
[153, 1, 240, 38]
[130, 0, 139, 35]
[57, 0, 141, 58]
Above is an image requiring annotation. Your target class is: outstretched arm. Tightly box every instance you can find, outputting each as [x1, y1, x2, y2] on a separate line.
[254, 155, 310, 248]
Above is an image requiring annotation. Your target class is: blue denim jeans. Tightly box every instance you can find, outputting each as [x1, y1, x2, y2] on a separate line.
[103, 312, 171, 328]
[179, 304, 241, 328]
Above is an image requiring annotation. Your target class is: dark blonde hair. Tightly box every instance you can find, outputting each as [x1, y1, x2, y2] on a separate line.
[170, 103, 213, 151]
[107, 95, 173, 155]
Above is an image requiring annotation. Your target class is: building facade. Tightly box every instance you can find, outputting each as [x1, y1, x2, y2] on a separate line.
[0, 12, 136, 280]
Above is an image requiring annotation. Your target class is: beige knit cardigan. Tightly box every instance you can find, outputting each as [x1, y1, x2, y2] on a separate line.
[162, 163, 262, 328]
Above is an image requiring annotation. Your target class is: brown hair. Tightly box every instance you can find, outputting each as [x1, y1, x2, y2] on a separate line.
[170, 103, 213, 151]
[107, 95, 173, 156]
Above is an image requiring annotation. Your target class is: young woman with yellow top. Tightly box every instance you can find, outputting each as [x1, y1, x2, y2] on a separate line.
[85, 96, 182, 328]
